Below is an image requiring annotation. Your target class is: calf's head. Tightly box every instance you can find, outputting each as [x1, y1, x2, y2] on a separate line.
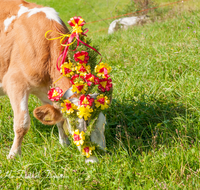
[33, 92, 108, 160]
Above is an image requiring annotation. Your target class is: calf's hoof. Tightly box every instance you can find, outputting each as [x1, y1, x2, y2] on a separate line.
[7, 149, 21, 159]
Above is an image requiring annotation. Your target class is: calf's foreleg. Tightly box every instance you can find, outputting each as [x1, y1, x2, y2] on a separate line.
[3, 72, 30, 159]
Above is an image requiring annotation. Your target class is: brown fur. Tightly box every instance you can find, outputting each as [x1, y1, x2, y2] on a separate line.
[0, 0, 72, 158]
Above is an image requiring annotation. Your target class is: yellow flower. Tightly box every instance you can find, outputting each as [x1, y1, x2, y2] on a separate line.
[73, 24, 83, 34]
[82, 145, 95, 158]
[95, 94, 110, 110]
[71, 81, 88, 94]
[52, 90, 59, 97]
[72, 129, 85, 146]
[61, 99, 77, 114]
[95, 62, 112, 78]
[75, 64, 91, 76]
[60, 61, 74, 77]
[77, 105, 93, 120]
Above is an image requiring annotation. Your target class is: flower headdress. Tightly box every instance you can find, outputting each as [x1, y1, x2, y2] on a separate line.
[46, 16, 112, 158]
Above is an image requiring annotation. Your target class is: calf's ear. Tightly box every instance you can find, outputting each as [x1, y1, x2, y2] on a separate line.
[33, 104, 63, 125]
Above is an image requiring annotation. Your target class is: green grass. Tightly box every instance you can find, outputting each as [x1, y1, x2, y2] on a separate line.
[1, 0, 200, 189]
[29, 0, 131, 34]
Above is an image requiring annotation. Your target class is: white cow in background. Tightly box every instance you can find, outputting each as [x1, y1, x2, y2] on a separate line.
[108, 15, 149, 34]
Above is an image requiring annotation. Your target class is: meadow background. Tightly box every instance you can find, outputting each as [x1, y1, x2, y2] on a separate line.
[0, 0, 200, 189]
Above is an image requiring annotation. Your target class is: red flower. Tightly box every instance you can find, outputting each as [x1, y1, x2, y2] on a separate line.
[74, 134, 81, 141]
[70, 74, 85, 85]
[79, 95, 94, 107]
[85, 73, 99, 86]
[68, 16, 85, 27]
[98, 78, 112, 92]
[74, 51, 89, 64]
[84, 147, 89, 153]
[95, 62, 112, 79]
[48, 87, 63, 101]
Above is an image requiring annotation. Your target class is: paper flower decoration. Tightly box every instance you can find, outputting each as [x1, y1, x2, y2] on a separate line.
[74, 51, 89, 64]
[70, 74, 85, 85]
[72, 129, 85, 146]
[95, 62, 112, 78]
[61, 99, 77, 114]
[95, 94, 110, 110]
[72, 81, 88, 94]
[85, 73, 99, 86]
[75, 64, 91, 76]
[68, 16, 85, 27]
[48, 87, 63, 101]
[46, 15, 113, 159]
[82, 146, 95, 158]
[77, 105, 93, 120]
[60, 61, 74, 77]
[79, 95, 94, 107]
[68, 16, 85, 34]
[98, 78, 112, 92]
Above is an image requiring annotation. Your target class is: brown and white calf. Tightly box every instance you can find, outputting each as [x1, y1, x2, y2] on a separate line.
[0, 0, 106, 163]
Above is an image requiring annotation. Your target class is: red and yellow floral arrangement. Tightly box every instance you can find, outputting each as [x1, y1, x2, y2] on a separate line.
[46, 16, 112, 158]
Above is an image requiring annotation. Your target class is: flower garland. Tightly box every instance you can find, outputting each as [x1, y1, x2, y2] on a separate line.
[47, 16, 112, 158]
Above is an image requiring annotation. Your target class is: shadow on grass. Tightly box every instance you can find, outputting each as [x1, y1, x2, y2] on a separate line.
[105, 94, 199, 154]
[29, 94, 199, 156]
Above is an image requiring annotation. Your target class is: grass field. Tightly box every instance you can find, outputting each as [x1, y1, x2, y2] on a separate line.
[1, 0, 200, 189]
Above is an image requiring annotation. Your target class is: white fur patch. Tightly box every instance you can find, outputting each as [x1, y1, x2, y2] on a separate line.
[20, 94, 30, 129]
[20, 93, 28, 111]
[4, 4, 61, 32]
[18, 4, 62, 24]
[28, 7, 62, 25]
[4, 16, 16, 31]
[18, 5, 29, 17]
